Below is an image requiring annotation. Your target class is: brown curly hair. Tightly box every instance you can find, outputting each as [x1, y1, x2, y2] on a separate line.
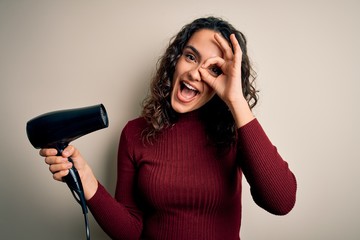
[141, 16, 258, 147]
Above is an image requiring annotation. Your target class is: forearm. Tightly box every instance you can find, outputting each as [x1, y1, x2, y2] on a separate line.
[87, 183, 143, 240]
[238, 119, 297, 215]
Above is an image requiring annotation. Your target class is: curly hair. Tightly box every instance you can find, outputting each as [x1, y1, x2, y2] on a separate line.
[141, 16, 258, 147]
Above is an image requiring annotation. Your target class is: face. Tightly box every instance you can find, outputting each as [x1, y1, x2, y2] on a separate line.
[170, 29, 223, 113]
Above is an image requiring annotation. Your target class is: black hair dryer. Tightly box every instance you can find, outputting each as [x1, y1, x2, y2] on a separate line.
[26, 104, 109, 240]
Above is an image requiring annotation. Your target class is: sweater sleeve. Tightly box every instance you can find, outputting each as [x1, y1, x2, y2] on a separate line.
[86, 123, 143, 240]
[237, 118, 297, 215]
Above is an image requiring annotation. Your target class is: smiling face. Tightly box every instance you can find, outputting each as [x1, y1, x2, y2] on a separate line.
[170, 29, 223, 113]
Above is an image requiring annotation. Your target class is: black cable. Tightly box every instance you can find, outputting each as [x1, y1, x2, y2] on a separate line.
[62, 155, 91, 240]
[84, 211, 91, 240]
[68, 180, 91, 240]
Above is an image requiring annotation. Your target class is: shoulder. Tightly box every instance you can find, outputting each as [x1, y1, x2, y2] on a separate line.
[117, 117, 146, 152]
[126, 116, 148, 128]
[119, 117, 151, 159]
[122, 116, 148, 135]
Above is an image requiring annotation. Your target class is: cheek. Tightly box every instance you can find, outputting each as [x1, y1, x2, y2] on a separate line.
[171, 64, 182, 87]
[171, 62, 187, 94]
[199, 87, 216, 106]
[204, 86, 216, 99]
[170, 75, 178, 95]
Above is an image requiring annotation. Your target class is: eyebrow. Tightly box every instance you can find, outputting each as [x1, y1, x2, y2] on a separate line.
[184, 45, 201, 61]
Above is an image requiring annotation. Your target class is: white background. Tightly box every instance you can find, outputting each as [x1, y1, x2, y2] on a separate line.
[0, 0, 359, 239]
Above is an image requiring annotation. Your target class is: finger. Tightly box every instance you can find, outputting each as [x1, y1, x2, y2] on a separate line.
[39, 148, 58, 157]
[48, 161, 72, 174]
[230, 34, 242, 64]
[214, 33, 233, 60]
[53, 169, 70, 181]
[44, 155, 69, 165]
[202, 56, 225, 69]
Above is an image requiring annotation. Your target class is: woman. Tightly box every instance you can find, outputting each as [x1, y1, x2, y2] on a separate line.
[40, 16, 297, 239]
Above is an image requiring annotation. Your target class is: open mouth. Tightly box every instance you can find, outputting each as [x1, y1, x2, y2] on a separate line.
[180, 81, 199, 100]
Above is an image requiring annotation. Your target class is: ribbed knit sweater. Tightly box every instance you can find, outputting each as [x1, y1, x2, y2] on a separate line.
[87, 111, 297, 240]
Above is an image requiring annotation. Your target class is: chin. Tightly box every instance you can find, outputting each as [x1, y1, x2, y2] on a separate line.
[171, 101, 199, 114]
[172, 104, 192, 114]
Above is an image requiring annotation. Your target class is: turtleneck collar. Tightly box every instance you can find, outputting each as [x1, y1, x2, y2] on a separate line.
[175, 109, 201, 122]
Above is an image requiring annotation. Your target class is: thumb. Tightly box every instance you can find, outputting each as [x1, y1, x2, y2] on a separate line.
[199, 67, 217, 89]
[199, 67, 227, 95]
[62, 145, 78, 158]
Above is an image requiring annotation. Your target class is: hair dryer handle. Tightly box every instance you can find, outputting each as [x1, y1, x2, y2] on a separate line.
[54, 144, 88, 214]
[62, 157, 88, 214]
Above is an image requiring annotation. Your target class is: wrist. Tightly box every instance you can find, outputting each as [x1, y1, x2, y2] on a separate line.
[227, 98, 255, 128]
[81, 164, 98, 200]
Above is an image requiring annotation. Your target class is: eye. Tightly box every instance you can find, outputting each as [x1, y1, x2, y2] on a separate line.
[209, 66, 222, 77]
[184, 53, 196, 62]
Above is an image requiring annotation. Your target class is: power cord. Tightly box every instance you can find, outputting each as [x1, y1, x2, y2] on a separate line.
[84, 210, 91, 240]
[69, 186, 91, 240]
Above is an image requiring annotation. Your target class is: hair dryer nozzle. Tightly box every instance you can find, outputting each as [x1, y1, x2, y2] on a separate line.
[26, 104, 109, 149]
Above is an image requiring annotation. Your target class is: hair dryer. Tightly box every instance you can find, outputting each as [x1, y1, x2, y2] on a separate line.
[26, 104, 109, 240]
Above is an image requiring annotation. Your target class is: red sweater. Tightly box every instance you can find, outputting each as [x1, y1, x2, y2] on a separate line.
[87, 111, 297, 240]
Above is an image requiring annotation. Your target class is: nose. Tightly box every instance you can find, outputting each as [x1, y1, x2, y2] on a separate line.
[188, 66, 201, 82]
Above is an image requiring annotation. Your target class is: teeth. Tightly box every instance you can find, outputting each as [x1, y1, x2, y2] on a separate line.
[183, 82, 197, 91]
